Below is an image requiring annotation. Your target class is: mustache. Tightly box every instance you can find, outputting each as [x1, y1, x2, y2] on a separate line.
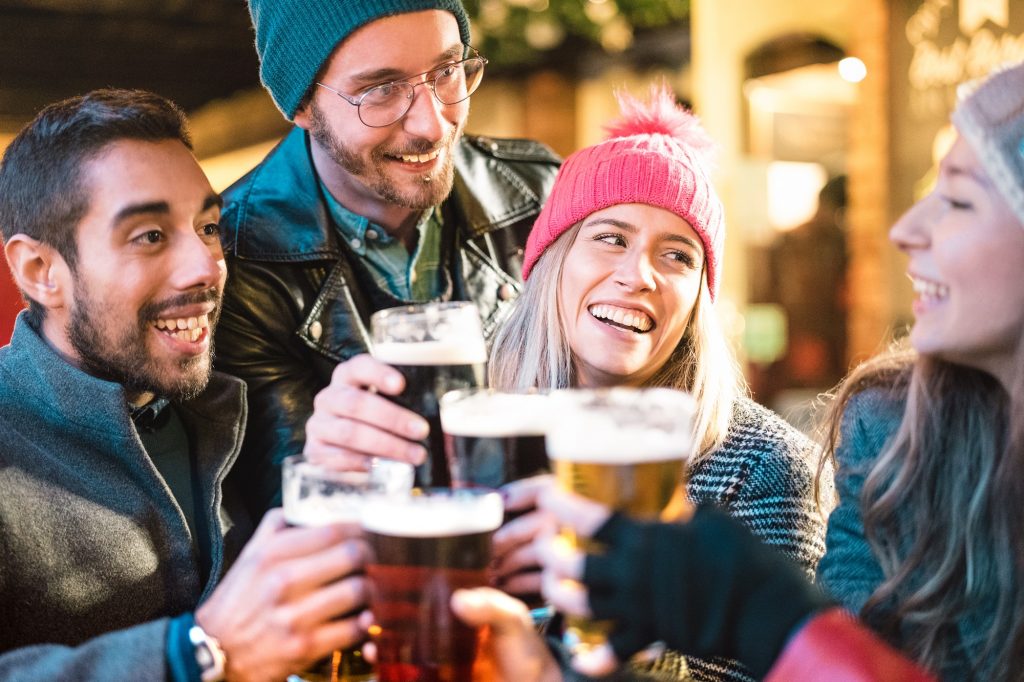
[379, 130, 458, 158]
[139, 288, 221, 322]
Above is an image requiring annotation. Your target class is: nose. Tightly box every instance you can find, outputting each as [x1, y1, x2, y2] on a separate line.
[889, 192, 934, 253]
[169, 228, 224, 292]
[614, 249, 657, 292]
[401, 81, 450, 142]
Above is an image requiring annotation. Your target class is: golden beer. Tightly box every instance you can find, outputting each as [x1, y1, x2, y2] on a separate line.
[546, 388, 696, 653]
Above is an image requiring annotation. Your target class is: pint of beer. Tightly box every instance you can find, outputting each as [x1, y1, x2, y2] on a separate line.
[281, 456, 410, 682]
[370, 302, 487, 487]
[440, 389, 551, 489]
[361, 489, 503, 682]
[545, 388, 697, 653]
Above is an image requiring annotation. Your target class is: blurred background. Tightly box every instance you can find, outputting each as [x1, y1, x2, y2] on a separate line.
[2, 0, 1022, 430]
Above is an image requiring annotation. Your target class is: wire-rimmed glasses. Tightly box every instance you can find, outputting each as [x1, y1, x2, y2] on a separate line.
[316, 48, 487, 128]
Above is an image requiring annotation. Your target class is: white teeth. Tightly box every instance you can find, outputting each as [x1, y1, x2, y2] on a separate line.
[588, 304, 653, 333]
[154, 313, 211, 340]
[911, 277, 949, 301]
[399, 149, 441, 163]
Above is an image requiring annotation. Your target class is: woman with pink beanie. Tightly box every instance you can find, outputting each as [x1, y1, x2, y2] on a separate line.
[488, 85, 826, 682]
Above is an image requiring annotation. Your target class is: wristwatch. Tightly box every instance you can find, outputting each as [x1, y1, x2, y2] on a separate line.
[188, 623, 227, 682]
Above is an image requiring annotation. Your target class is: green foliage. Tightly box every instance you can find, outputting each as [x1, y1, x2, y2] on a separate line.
[464, 0, 690, 69]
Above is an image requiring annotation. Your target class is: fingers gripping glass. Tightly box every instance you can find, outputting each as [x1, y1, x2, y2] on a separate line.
[316, 49, 487, 128]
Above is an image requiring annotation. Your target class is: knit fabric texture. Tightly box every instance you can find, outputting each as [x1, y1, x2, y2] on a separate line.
[521, 85, 725, 299]
[247, 0, 472, 118]
[952, 58, 1024, 226]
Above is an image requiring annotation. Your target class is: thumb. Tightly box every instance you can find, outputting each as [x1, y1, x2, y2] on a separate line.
[451, 587, 531, 632]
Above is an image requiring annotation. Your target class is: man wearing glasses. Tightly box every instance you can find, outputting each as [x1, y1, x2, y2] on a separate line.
[216, 0, 560, 515]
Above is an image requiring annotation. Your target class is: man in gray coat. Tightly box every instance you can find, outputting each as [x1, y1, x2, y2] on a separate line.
[0, 89, 367, 682]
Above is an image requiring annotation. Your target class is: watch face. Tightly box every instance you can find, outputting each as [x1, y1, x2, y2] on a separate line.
[189, 625, 226, 682]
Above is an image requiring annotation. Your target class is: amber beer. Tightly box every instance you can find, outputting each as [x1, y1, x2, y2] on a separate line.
[546, 388, 697, 652]
[281, 456, 398, 682]
[440, 389, 551, 489]
[361, 489, 503, 682]
[371, 303, 488, 488]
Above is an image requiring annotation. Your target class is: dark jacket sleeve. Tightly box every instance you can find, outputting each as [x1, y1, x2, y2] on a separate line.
[0, 618, 175, 682]
[815, 390, 900, 614]
[215, 257, 333, 516]
[584, 506, 830, 678]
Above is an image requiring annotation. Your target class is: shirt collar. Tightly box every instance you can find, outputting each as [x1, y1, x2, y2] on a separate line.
[131, 397, 171, 433]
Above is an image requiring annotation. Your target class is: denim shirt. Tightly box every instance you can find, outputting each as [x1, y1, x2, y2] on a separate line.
[320, 181, 443, 302]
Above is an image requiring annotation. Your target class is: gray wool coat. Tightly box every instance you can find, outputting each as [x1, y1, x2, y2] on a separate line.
[0, 314, 252, 681]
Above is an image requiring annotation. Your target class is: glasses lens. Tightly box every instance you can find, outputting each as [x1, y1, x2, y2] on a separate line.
[434, 58, 485, 105]
[359, 82, 414, 127]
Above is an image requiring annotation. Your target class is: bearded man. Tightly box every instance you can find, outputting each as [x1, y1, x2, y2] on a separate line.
[215, 0, 560, 514]
[0, 89, 369, 682]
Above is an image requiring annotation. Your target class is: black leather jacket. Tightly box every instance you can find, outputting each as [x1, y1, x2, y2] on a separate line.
[215, 127, 560, 514]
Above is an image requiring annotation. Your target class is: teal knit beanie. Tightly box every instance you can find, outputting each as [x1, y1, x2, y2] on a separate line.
[248, 0, 472, 119]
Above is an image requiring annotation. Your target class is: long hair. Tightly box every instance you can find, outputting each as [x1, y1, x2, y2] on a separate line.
[489, 226, 745, 461]
[820, 346, 1024, 678]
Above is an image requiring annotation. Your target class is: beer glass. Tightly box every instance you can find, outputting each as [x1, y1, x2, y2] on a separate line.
[545, 388, 697, 654]
[440, 388, 551, 490]
[282, 455, 412, 682]
[361, 488, 503, 682]
[370, 302, 487, 488]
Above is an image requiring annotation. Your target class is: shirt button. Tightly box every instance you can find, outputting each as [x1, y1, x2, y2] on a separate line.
[309, 320, 323, 341]
[350, 238, 362, 249]
[366, 229, 379, 241]
[497, 283, 515, 301]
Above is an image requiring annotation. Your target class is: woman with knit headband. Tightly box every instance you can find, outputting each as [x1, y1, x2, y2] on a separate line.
[813, 60, 1024, 680]
[486, 85, 826, 682]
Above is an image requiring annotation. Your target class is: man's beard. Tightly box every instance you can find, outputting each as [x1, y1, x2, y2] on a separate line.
[66, 282, 221, 402]
[308, 100, 461, 210]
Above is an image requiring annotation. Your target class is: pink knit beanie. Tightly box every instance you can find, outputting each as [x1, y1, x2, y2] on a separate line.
[952, 59, 1024, 226]
[522, 84, 725, 299]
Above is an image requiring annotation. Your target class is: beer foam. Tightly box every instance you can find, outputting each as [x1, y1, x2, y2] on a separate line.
[372, 339, 487, 366]
[546, 427, 689, 463]
[360, 492, 503, 537]
[440, 392, 550, 436]
[283, 495, 363, 527]
[545, 388, 695, 463]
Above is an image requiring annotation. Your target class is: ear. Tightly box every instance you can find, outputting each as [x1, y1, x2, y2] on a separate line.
[293, 100, 312, 131]
[3, 234, 71, 312]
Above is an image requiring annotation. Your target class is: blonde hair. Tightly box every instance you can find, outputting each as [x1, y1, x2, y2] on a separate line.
[489, 225, 745, 462]
[819, 343, 1024, 678]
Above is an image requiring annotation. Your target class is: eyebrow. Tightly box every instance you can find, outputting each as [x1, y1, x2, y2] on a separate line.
[583, 217, 704, 252]
[111, 192, 222, 227]
[347, 44, 466, 85]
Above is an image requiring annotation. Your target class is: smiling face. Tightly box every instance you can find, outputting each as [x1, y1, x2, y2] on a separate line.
[46, 138, 226, 403]
[890, 135, 1024, 387]
[295, 10, 467, 228]
[557, 203, 705, 388]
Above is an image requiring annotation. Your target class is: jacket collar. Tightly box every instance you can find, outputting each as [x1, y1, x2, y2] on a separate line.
[224, 127, 545, 262]
[0, 312, 247, 459]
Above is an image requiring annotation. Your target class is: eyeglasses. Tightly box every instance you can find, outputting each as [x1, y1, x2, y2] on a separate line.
[316, 48, 488, 128]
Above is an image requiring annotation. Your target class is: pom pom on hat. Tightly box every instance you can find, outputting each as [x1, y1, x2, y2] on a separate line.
[522, 84, 725, 300]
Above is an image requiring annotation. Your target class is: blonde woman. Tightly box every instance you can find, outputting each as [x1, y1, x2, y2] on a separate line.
[816, 62, 1024, 680]
[303, 86, 826, 682]
[485, 86, 825, 682]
